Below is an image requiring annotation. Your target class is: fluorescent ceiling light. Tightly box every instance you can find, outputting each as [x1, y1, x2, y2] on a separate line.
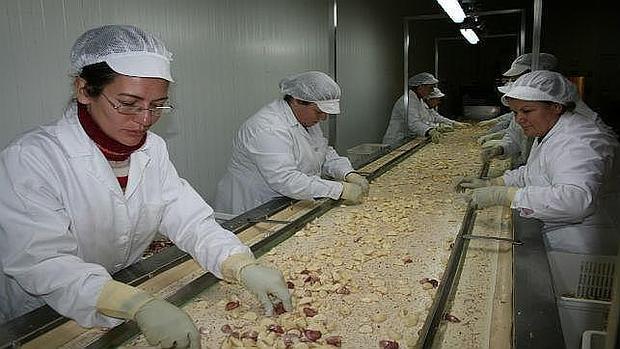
[436, 0, 466, 23]
[460, 28, 480, 44]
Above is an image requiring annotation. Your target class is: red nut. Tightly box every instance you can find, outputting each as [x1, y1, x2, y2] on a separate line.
[225, 301, 240, 311]
[220, 324, 233, 334]
[273, 302, 287, 316]
[335, 286, 351, 295]
[326, 336, 342, 347]
[403, 257, 413, 264]
[267, 324, 285, 334]
[444, 313, 461, 323]
[304, 329, 322, 342]
[287, 281, 295, 289]
[302, 307, 318, 317]
[379, 339, 400, 349]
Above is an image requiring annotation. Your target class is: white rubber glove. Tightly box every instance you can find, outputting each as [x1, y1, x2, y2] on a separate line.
[427, 128, 442, 143]
[454, 175, 504, 192]
[478, 118, 499, 127]
[467, 186, 518, 209]
[437, 123, 455, 133]
[96, 280, 200, 349]
[481, 141, 504, 161]
[345, 172, 370, 196]
[220, 253, 292, 317]
[340, 182, 364, 205]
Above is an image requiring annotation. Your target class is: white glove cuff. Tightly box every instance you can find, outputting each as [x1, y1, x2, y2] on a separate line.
[220, 252, 259, 283]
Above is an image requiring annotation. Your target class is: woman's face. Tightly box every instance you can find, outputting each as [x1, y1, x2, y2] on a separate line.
[289, 99, 328, 127]
[76, 75, 170, 146]
[508, 98, 563, 137]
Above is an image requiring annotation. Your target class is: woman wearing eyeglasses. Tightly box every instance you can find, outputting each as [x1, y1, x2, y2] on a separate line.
[0, 25, 291, 349]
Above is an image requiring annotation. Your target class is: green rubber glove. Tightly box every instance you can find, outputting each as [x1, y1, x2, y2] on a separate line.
[437, 123, 455, 133]
[345, 172, 370, 196]
[477, 131, 505, 145]
[481, 141, 504, 162]
[478, 118, 498, 127]
[428, 128, 442, 143]
[453, 121, 469, 129]
[340, 182, 364, 205]
[454, 175, 504, 192]
[468, 186, 518, 209]
[96, 280, 200, 349]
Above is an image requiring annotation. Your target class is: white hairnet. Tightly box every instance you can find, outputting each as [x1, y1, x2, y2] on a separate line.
[426, 87, 445, 99]
[503, 53, 558, 77]
[279, 71, 341, 114]
[501, 70, 598, 119]
[71, 25, 174, 82]
[408, 72, 439, 87]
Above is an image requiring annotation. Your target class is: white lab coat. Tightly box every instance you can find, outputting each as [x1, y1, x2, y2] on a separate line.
[503, 112, 620, 254]
[215, 99, 353, 215]
[0, 103, 250, 326]
[382, 91, 433, 147]
[423, 103, 456, 126]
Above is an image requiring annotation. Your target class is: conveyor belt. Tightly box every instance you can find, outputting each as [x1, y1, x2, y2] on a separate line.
[0, 138, 428, 349]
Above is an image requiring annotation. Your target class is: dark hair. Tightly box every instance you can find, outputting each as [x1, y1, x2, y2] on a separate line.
[283, 94, 311, 105]
[79, 62, 119, 97]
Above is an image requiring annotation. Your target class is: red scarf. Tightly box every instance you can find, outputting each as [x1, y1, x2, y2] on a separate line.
[77, 103, 146, 161]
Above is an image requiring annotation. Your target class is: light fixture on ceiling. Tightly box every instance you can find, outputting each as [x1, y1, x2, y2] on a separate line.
[436, 0, 466, 23]
[459, 28, 479, 44]
[459, 15, 483, 44]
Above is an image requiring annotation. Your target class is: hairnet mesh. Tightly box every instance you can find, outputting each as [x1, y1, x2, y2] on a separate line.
[504, 53, 558, 76]
[408, 73, 438, 87]
[70, 25, 172, 76]
[501, 71, 576, 105]
[426, 87, 445, 99]
[279, 71, 341, 102]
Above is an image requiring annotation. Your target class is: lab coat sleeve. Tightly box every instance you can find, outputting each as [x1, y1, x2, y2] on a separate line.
[245, 128, 343, 200]
[502, 165, 527, 188]
[154, 140, 251, 279]
[321, 146, 354, 180]
[509, 142, 606, 223]
[428, 109, 455, 125]
[0, 145, 120, 328]
[407, 99, 433, 137]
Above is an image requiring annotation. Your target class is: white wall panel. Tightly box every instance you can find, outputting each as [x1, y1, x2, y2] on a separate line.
[0, 0, 404, 204]
[0, 0, 331, 202]
[335, 0, 403, 153]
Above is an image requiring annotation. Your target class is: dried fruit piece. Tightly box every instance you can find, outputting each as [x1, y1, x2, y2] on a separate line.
[379, 339, 400, 349]
[325, 336, 342, 347]
[273, 302, 287, 315]
[402, 257, 413, 264]
[221, 324, 233, 334]
[287, 281, 295, 289]
[267, 324, 285, 334]
[335, 286, 351, 295]
[304, 329, 322, 342]
[225, 301, 240, 311]
[444, 313, 461, 323]
[303, 307, 318, 317]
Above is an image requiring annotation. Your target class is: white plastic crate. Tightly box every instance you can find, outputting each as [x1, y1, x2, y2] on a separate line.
[547, 251, 615, 349]
[346, 143, 389, 167]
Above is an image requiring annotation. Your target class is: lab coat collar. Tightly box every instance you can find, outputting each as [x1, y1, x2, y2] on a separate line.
[537, 112, 572, 146]
[277, 99, 304, 128]
[56, 102, 153, 198]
